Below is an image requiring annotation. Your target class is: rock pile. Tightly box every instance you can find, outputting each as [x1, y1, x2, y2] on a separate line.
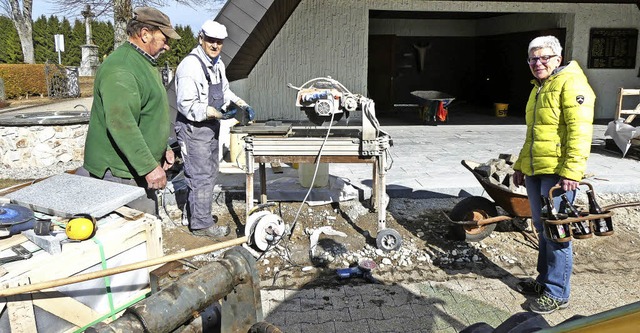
[471, 153, 527, 195]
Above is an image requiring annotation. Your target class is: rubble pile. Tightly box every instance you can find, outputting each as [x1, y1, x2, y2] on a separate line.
[472, 153, 527, 195]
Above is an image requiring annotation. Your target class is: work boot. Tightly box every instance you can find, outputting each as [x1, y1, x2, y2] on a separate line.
[516, 279, 544, 296]
[529, 295, 569, 314]
[191, 224, 231, 238]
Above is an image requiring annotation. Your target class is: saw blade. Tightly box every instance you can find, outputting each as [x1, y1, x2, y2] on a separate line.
[0, 203, 34, 226]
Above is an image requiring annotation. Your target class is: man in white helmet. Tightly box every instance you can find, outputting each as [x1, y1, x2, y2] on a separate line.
[174, 20, 256, 238]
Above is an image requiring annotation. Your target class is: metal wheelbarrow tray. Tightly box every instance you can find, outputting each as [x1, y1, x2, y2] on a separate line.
[444, 160, 532, 242]
[410, 90, 455, 124]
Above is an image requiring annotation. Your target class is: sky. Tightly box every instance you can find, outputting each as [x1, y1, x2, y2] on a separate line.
[31, 0, 221, 32]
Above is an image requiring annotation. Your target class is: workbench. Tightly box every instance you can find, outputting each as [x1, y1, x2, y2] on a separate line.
[232, 123, 391, 235]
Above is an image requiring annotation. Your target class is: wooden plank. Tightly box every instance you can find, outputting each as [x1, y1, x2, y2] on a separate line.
[621, 89, 640, 95]
[145, 218, 164, 272]
[0, 235, 28, 252]
[7, 279, 37, 333]
[114, 206, 145, 220]
[32, 290, 99, 327]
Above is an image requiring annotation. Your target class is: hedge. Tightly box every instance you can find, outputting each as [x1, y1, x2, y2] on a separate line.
[0, 64, 48, 99]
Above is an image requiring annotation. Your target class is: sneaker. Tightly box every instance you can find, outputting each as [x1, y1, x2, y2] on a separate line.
[192, 225, 230, 238]
[529, 295, 569, 314]
[516, 279, 544, 296]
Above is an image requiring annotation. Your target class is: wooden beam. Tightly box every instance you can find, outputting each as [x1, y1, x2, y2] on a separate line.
[31, 290, 99, 327]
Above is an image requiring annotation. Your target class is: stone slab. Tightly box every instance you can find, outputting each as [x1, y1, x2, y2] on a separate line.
[22, 229, 67, 255]
[6, 173, 145, 218]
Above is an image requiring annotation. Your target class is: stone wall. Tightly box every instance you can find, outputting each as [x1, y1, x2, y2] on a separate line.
[0, 125, 86, 179]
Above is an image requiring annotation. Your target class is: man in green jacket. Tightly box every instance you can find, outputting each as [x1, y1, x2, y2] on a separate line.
[78, 7, 181, 216]
[512, 36, 596, 314]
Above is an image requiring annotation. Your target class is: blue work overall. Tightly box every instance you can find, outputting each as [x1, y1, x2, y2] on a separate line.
[175, 65, 223, 231]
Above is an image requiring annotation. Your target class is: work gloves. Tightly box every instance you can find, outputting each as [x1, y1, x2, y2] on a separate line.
[206, 106, 237, 120]
[244, 106, 256, 122]
[235, 99, 256, 125]
[206, 99, 255, 124]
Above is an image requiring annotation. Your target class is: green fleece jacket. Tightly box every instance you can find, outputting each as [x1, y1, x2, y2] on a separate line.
[83, 42, 170, 179]
[513, 61, 595, 181]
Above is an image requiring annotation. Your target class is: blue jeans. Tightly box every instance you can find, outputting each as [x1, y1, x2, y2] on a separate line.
[525, 174, 575, 303]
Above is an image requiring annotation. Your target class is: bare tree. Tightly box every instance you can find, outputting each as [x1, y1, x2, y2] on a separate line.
[1, 0, 225, 64]
[47, 0, 225, 48]
[1, 0, 34, 63]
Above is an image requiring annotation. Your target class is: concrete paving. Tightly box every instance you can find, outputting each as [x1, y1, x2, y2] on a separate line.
[4, 98, 639, 332]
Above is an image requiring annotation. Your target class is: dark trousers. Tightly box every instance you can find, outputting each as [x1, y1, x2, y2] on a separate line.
[175, 118, 220, 230]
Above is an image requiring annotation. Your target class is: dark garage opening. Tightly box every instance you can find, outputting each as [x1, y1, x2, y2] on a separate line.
[367, 10, 566, 125]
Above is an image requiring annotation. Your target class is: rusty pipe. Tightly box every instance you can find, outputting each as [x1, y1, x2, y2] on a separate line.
[603, 201, 640, 211]
[87, 246, 257, 333]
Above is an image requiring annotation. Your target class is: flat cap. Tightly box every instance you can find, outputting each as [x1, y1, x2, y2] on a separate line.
[133, 7, 181, 40]
[201, 20, 228, 39]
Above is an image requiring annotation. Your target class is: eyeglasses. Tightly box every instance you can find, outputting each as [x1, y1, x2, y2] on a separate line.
[527, 55, 558, 65]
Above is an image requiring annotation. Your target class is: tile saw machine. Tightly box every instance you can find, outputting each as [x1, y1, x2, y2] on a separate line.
[237, 76, 402, 252]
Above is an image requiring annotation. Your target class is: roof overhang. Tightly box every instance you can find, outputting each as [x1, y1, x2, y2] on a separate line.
[215, 0, 302, 81]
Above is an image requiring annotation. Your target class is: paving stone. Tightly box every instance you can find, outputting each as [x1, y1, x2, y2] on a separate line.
[277, 323, 301, 333]
[329, 294, 364, 309]
[285, 309, 318, 325]
[380, 303, 414, 319]
[317, 309, 352, 323]
[301, 297, 332, 311]
[299, 321, 336, 333]
[315, 286, 346, 298]
[335, 319, 369, 333]
[276, 298, 301, 312]
[349, 306, 384, 321]
[367, 316, 423, 332]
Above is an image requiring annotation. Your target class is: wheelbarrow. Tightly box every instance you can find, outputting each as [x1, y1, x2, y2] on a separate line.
[410, 90, 455, 124]
[446, 160, 640, 243]
[444, 160, 532, 242]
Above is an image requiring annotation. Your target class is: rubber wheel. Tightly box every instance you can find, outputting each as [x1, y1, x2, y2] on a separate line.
[376, 228, 402, 252]
[449, 196, 498, 242]
[248, 321, 283, 333]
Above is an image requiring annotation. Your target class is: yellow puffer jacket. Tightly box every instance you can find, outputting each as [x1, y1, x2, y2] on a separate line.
[513, 61, 595, 181]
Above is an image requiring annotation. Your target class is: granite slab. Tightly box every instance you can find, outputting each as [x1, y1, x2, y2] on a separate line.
[6, 173, 145, 218]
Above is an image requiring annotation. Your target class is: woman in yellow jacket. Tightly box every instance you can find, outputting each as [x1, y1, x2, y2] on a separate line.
[512, 36, 596, 314]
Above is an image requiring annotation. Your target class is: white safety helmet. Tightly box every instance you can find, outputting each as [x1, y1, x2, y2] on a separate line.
[201, 20, 228, 39]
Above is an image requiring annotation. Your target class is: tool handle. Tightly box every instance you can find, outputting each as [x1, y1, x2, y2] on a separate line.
[0, 236, 248, 297]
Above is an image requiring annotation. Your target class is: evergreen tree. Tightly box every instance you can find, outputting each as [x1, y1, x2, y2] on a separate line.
[0, 16, 24, 63]
[92, 20, 114, 61]
[58, 17, 75, 65]
[33, 15, 59, 64]
[64, 18, 84, 66]
[157, 25, 198, 68]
